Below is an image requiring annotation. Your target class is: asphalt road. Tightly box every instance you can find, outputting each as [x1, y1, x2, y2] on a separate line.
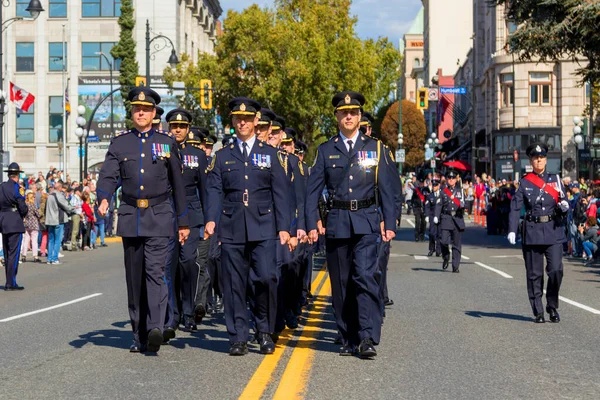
[2, 217, 600, 400]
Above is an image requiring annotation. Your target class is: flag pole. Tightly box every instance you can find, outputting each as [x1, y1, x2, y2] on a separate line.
[62, 24, 67, 176]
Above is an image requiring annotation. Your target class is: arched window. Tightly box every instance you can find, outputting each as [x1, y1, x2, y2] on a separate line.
[414, 58, 421, 67]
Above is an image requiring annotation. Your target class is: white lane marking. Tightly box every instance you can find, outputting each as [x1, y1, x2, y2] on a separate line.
[390, 253, 410, 258]
[406, 219, 416, 227]
[461, 255, 470, 260]
[474, 262, 513, 279]
[0, 293, 103, 322]
[490, 255, 523, 260]
[543, 290, 600, 315]
[414, 255, 429, 260]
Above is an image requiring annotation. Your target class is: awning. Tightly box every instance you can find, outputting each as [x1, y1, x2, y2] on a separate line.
[444, 139, 472, 160]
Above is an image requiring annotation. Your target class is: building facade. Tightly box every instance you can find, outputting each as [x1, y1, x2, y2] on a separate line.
[2, 0, 221, 178]
[401, 7, 424, 103]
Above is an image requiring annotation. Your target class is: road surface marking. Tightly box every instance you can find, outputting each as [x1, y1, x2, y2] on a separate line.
[406, 219, 416, 227]
[414, 255, 429, 260]
[272, 278, 332, 400]
[461, 255, 470, 260]
[474, 262, 513, 279]
[0, 293, 103, 323]
[543, 290, 600, 315]
[239, 269, 328, 400]
[490, 255, 523, 260]
[390, 253, 410, 258]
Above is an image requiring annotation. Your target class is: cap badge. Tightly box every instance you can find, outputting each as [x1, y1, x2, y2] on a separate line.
[344, 94, 351, 104]
[188, 133, 194, 139]
[256, 111, 261, 119]
[240, 103, 247, 112]
[536, 145, 542, 152]
[177, 114, 182, 121]
[139, 91, 146, 101]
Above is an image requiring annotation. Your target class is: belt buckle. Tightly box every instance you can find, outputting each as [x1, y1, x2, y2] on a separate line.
[539, 215, 549, 223]
[350, 200, 358, 211]
[137, 199, 149, 209]
[243, 190, 249, 207]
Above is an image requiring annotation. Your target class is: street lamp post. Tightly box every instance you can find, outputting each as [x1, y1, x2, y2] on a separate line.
[573, 116, 584, 179]
[75, 106, 87, 182]
[0, 0, 43, 179]
[145, 19, 179, 87]
[95, 52, 114, 138]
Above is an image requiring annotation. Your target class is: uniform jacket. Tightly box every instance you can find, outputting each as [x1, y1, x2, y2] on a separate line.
[508, 171, 567, 245]
[180, 141, 208, 228]
[426, 190, 441, 219]
[43, 190, 74, 226]
[411, 186, 427, 212]
[434, 184, 466, 231]
[205, 138, 291, 243]
[305, 132, 396, 239]
[383, 147, 403, 221]
[284, 151, 305, 234]
[0, 179, 27, 233]
[96, 128, 189, 237]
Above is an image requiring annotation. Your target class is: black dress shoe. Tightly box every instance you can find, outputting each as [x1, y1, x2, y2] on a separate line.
[194, 304, 206, 323]
[285, 311, 299, 329]
[259, 333, 275, 354]
[146, 328, 163, 352]
[339, 345, 355, 356]
[4, 285, 25, 291]
[452, 268, 460, 273]
[427, 250, 434, 256]
[534, 314, 545, 323]
[130, 341, 142, 353]
[358, 338, 377, 358]
[334, 333, 343, 345]
[384, 299, 394, 307]
[163, 327, 176, 344]
[442, 259, 449, 270]
[271, 332, 280, 344]
[229, 342, 248, 356]
[547, 308, 560, 323]
[184, 316, 197, 331]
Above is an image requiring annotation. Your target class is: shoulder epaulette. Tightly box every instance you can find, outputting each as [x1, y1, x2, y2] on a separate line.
[114, 130, 132, 138]
[157, 130, 174, 138]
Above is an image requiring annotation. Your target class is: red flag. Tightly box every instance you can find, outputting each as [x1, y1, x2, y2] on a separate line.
[9, 82, 35, 112]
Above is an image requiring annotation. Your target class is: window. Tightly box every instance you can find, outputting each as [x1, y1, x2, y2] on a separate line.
[49, 0, 67, 18]
[16, 105, 34, 143]
[49, 97, 64, 143]
[81, 42, 119, 71]
[414, 58, 421, 68]
[16, 0, 30, 17]
[82, 0, 122, 17]
[49, 43, 67, 71]
[506, 21, 518, 35]
[529, 72, 551, 105]
[500, 73, 513, 108]
[16, 42, 34, 72]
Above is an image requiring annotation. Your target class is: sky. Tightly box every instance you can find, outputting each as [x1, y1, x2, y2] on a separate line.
[218, 0, 423, 44]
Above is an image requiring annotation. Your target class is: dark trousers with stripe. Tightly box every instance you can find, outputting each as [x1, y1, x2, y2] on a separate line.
[376, 240, 391, 305]
[3, 233, 23, 288]
[122, 237, 169, 344]
[441, 227, 462, 271]
[221, 240, 278, 343]
[522, 243, 563, 316]
[429, 223, 441, 254]
[326, 233, 382, 347]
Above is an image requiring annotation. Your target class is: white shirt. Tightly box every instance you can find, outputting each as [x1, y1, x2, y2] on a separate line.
[338, 130, 360, 152]
[237, 135, 256, 156]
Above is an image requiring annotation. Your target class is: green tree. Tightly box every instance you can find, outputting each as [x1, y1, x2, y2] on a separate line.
[380, 100, 425, 169]
[111, 0, 139, 127]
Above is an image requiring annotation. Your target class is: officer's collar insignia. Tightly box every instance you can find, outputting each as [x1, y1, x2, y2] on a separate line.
[240, 103, 247, 112]
[230, 144, 234, 149]
[139, 91, 146, 101]
[361, 136, 366, 141]
[334, 137, 339, 142]
[344, 94, 351, 104]
[536, 145, 542, 152]
[256, 111, 261, 119]
[259, 142, 263, 147]
[177, 114, 182, 121]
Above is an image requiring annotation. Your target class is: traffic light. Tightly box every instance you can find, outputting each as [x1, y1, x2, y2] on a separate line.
[200, 79, 213, 110]
[417, 88, 428, 110]
[229, 127, 235, 135]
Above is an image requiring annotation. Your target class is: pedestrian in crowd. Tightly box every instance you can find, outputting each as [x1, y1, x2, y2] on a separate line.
[81, 191, 95, 251]
[1, 163, 28, 291]
[38, 188, 49, 258]
[508, 142, 568, 323]
[579, 215, 598, 266]
[464, 180, 474, 217]
[21, 191, 41, 263]
[69, 188, 83, 251]
[45, 181, 74, 265]
[412, 179, 427, 241]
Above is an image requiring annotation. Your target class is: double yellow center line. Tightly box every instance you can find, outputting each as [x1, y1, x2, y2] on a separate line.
[239, 268, 332, 400]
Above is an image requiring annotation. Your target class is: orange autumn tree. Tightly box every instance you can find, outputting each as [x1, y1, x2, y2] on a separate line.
[380, 100, 426, 169]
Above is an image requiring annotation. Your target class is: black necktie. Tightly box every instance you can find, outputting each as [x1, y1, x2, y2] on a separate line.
[347, 140, 353, 155]
[242, 142, 248, 159]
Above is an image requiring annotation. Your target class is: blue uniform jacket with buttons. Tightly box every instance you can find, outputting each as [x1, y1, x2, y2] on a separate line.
[205, 139, 291, 243]
[382, 147, 403, 220]
[508, 171, 567, 245]
[0, 180, 27, 233]
[180, 141, 208, 228]
[305, 132, 396, 239]
[285, 151, 306, 233]
[96, 128, 189, 237]
[434, 184, 466, 231]
[426, 189, 440, 219]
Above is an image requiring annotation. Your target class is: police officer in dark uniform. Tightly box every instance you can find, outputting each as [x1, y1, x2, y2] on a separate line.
[306, 91, 397, 358]
[161, 109, 208, 341]
[508, 142, 568, 323]
[426, 178, 442, 257]
[205, 97, 291, 356]
[152, 106, 164, 130]
[96, 87, 190, 353]
[1, 163, 28, 291]
[434, 169, 465, 272]
[412, 180, 427, 241]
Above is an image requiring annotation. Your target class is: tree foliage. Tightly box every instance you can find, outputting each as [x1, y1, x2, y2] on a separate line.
[163, 0, 400, 163]
[493, 0, 600, 84]
[381, 100, 425, 169]
[110, 0, 138, 127]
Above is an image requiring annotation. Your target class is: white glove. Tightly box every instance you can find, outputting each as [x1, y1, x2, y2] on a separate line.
[559, 200, 569, 212]
[507, 232, 516, 245]
[425, 216, 429, 223]
[433, 217, 439, 224]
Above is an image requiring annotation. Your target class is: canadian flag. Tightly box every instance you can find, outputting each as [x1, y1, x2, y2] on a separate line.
[9, 82, 35, 112]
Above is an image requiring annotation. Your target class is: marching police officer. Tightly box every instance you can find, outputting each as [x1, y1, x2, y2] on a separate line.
[434, 169, 465, 272]
[306, 91, 396, 358]
[162, 109, 209, 341]
[205, 97, 291, 356]
[508, 142, 568, 323]
[97, 87, 190, 353]
[426, 178, 442, 257]
[1, 163, 28, 291]
[412, 180, 427, 241]
[255, 108, 277, 142]
[152, 106, 164, 130]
